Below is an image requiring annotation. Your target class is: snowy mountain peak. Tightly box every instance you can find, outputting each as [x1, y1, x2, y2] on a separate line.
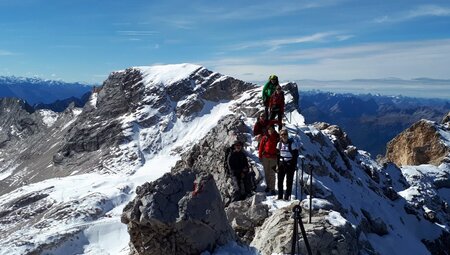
[135, 63, 203, 87]
[1, 64, 449, 255]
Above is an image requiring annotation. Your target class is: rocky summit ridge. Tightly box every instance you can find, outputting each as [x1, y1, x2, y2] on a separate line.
[0, 64, 449, 255]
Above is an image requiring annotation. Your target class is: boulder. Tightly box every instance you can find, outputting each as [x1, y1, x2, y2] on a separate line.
[251, 203, 358, 255]
[225, 193, 270, 244]
[121, 170, 236, 255]
[386, 120, 450, 166]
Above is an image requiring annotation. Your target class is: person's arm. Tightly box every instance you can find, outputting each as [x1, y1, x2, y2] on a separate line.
[262, 81, 269, 102]
[258, 136, 265, 158]
[242, 153, 249, 173]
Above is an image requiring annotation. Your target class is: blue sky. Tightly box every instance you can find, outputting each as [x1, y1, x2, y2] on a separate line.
[1, 0, 450, 97]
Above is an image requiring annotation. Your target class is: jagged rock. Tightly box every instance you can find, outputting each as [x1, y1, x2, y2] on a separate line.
[225, 193, 269, 244]
[121, 170, 236, 255]
[172, 114, 256, 205]
[386, 120, 450, 166]
[383, 186, 399, 201]
[442, 111, 450, 124]
[422, 230, 450, 255]
[360, 209, 389, 236]
[345, 145, 358, 160]
[251, 203, 359, 255]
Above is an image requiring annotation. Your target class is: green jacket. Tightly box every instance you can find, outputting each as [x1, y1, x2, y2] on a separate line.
[262, 81, 277, 102]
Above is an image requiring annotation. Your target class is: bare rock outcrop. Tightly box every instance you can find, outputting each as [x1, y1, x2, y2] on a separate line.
[251, 203, 359, 255]
[442, 111, 450, 124]
[121, 170, 236, 255]
[172, 114, 258, 205]
[225, 193, 269, 244]
[386, 119, 450, 166]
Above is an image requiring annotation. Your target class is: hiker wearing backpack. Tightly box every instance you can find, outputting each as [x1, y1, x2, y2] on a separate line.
[262, 75, 279, 118]
[277, 129, 299, 200]
[253, 112, 280, 143]
[258, 125, 279, 195]
[268, 85, 285, 131]
[227, 140, 253, 200]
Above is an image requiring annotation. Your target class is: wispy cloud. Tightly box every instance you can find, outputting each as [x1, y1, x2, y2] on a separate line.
[231, 32, 343, 51]
[196, 0, 345, 21]
[202, 39, 450, 84]
[0, 49, 15, 56]
[117, 30, 159, 36]
[374, 5, 450, 23]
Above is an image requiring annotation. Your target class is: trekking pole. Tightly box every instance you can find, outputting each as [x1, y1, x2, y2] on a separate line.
[299, 156, 305, 201]
[295, 162, 299, 200]
[291, 205, 312, 255]
[309, 167, 313, 224]
[283, 112, 291, 124]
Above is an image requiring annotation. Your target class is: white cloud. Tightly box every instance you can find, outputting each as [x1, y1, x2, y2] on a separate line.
[0, 50, 14, 56]
[374, 5, 450, 23]
[117, 30, 159, 36]
[231, 32, 341, 51]
[204, 39, 450, 82]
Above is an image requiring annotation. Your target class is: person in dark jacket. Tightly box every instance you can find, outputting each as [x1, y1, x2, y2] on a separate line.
[262, 75, 279, 118]
[276, 129, 299, 200]
[269, 85, 285, 131]
[227, 140, 252, 199]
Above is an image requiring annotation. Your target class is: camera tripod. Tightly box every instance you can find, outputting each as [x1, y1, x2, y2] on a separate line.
[291, 205, 312, 255]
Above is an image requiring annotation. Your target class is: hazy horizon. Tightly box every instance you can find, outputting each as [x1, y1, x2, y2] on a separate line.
[1, 0, 450, 98]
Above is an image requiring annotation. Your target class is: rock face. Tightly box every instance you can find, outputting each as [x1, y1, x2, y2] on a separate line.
[442, 111, 450, 124]
[172, 114, 256, 205]
[386, 119, 450, 166]
[225, 193, 270, 244]
[251, 203, 359, 255]
[121, 170, 236, 255]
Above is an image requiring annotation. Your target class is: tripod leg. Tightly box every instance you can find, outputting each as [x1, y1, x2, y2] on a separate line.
[291, 216, 299, 255]
[309, 168, 313, 223]
[300, 161, 304, 201]
[298, 218, 313, 255]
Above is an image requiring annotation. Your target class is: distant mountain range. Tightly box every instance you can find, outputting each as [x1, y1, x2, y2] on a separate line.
[1, 76, 449, 158]
[300, 90, 450, 156]
[0, 76, 93, 105]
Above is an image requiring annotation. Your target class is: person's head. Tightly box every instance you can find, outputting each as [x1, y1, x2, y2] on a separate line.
[258, 112, 266, 122]
[269, 74, 278, 84]
[267, 125, 275, 135]
[233, 140, 243, 150]
[280, 129, 289, 141]
[276, 85, 282, 93]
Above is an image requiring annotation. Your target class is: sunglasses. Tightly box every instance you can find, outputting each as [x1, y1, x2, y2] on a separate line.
[280, 133, 288, 136]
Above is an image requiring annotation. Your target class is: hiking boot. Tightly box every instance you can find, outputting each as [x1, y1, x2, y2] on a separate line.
[271, 190, 276, 196]
[265, 187, 270, 193]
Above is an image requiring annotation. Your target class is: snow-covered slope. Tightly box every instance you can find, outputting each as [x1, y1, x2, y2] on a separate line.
[0, 63, 254, 254]
[0, 64, 449, 255]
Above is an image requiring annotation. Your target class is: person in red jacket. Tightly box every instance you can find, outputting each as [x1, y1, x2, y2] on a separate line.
[258, 125, 279, 195]
[268, 85, 285, 131]
[253, 112, 280, 143]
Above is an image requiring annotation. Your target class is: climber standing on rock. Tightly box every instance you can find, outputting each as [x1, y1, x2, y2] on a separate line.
[253, 112, 280, 144]
[276, 129, 299, 200]
[259, 125, 279, 195]
[268, 85, 285, 131]
[227, 140, 253, 200]
[262, 75, 279, 119]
